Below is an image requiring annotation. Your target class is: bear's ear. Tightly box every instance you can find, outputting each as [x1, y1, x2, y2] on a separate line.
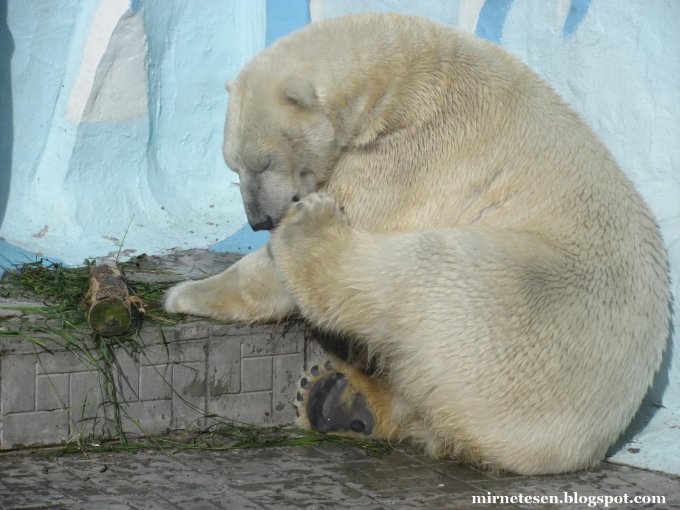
[225, 80, 234, 93]
[281, 79, 319, 109]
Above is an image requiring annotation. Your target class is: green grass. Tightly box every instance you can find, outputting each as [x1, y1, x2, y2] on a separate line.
[0, 259, 392, 458]
[0, 257, 181, 330]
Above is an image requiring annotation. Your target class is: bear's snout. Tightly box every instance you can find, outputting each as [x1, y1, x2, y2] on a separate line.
[250, 216, 274, 232]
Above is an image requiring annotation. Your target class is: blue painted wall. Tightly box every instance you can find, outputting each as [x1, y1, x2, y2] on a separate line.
[0, 0, 267, 274]
[0, 0, 11, 234]
[0, 0, 316, 273]
[266, 0, 310, 46]
[213, 0, 314, 255]
[475, 0, 513, 44]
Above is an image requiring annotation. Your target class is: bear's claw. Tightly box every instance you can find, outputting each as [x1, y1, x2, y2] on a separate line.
[295, 359, 375, 436]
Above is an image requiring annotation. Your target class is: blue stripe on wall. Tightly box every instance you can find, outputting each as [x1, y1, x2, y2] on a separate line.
[211, 0, 313, 255]
[563, 0, 592, 38]
[475, 0, 514, 45]
[265, 0, 310, 47]
[210, 224, 270, 254]
[0, 0, 12, 234]
[0, 239, 64, 278]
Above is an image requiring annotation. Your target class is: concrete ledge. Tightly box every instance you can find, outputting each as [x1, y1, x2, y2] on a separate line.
[0, 318, 325, 450]
[0, 251, 326, 449]
[0, 321, 320, 449]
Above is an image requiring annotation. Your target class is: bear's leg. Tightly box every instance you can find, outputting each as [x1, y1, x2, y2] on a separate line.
[295, 355, 398, 440]
[164, 246, 297, 322]
[270, 193, 593, 472]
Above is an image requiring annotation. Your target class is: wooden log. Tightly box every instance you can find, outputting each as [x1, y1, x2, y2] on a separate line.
[88, 260, 131, 336]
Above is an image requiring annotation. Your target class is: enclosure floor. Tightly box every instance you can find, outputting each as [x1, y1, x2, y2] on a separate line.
[0, 445, 678, 509]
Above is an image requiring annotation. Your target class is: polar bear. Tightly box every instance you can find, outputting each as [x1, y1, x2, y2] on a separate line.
[165, 13, 670, 474]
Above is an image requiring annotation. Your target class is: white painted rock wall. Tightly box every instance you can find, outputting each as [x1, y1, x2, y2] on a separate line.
[0, 0, 677, 474]
[1, 0, 266, 266]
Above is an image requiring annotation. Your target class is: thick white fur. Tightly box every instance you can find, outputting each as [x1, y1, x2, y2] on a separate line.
[166, 14, 670, 474]
[164, 246, 295, 322]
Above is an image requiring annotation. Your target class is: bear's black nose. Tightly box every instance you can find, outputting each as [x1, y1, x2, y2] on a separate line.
[251, 217, 274, 231]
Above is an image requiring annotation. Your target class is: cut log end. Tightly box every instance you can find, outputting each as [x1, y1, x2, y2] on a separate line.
[88, 260, 132, 336]
[88, 299, 132, 336]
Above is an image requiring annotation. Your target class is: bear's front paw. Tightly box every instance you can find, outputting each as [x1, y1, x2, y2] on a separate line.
[163, 280, 193, 314]
[271, 193, 349, 257]
[280, 192, 348, 231]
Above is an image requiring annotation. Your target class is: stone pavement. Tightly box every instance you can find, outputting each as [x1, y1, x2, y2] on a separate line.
[0, 444, 678, 510]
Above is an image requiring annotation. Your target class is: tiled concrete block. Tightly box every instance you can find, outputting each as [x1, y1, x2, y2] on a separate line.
[208, 337, 240, 396]
[228, 323, 256, 336]
[242, 356, 273, 392]
[2, 410, 70, 448]
[169, 341, 207, 364]
[2, 355, 36, 414]
[209, 391, 273, 425]
[121, 400, 172, 435]
[69, 371, 104, 414]
[272, 353, 304, 424]
[0, 313, 317, 448]
[241, 327, 302, 358]
[277, 326, 306, 353]
[139, 343, 170, 366]
[36, 373, 69, 411]
[36, 349, 95, 375]
[172, 362, 206, 429]
[68, 371, 106, 437]
[114, 349, 139, 403]
[136, 326, 175, 349]
[175, 323, 210, 342]
[140, 364, 172, 401]
[208, 323, 231, 337]
[305, 333, 327, 369]
[241, 332, 276, 357]
[71, 406, 111, 440]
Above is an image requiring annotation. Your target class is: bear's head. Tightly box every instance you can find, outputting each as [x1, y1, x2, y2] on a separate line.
[222, 75, 343, 231]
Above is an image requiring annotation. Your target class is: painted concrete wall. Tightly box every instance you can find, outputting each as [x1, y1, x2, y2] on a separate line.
[0, 0, 677, 474]
[0, 0, 268, 269]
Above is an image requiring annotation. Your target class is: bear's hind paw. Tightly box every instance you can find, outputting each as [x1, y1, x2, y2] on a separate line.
[294, 357, 399, 439]
[295, 359, 376, 436]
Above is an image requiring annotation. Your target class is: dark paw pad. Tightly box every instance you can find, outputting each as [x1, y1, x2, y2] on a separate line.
[306, 373, 374, 435]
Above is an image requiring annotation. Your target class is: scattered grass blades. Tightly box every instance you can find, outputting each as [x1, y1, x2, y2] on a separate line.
[39, 424, 391, 458]
[1, 258, 180, 328]
[115, 215, 135, 264]
[0, 260, 393, 458]
[0, 329, 48, 348]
